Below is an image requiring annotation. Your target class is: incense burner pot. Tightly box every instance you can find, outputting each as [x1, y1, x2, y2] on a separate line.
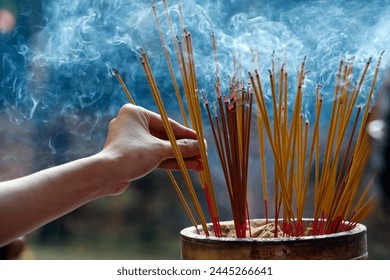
[180, 219, 367, 260]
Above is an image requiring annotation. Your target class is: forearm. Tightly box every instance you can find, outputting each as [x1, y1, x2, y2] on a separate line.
[0, 154, 114, 247]
[0, 104, 202, 247]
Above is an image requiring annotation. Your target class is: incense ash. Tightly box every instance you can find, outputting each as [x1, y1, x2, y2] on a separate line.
[114, 1, 385, 239]
[200, 220, 317, 239]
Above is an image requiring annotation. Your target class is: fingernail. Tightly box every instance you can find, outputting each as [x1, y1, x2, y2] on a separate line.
[196, 159, 204, 171]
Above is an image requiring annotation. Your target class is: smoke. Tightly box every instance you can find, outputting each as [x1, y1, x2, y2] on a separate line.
[0, 0, 389, 182]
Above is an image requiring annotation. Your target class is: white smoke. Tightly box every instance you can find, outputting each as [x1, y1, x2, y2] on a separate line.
[0, 0, 389, 177]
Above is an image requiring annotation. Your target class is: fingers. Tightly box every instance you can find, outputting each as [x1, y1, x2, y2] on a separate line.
[146, 109, 197, 140]
[120, 103, 197, 140]
[115, 103, 205, 173]
[158, 138, 203, 171]
[159, 158, 204, 171]
[175, 138, 201, 158]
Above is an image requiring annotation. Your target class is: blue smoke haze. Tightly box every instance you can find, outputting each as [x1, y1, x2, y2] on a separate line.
[0, 0, 389, 179]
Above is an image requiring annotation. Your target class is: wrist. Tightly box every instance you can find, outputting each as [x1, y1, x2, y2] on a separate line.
[87, 152, 131, 197]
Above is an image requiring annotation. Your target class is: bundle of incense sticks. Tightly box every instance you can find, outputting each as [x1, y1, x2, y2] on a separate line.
[203, 82, 253, 238]
[113, 0, 385, 238]
[248, 51, 384, 237]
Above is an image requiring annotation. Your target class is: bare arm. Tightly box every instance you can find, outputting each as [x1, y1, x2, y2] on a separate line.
[0, 104, 202, 247]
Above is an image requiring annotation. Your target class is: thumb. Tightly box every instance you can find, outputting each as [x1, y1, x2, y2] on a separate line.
[175, 138, 201, 159]
[157, 138, 201, 170]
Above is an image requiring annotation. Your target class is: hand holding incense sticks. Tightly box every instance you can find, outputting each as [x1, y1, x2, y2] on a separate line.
[112, 67, 206, 235]
[102, 103, 203, 179]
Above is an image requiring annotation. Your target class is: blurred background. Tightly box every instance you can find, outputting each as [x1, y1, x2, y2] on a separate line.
[0, 0, 389, 259]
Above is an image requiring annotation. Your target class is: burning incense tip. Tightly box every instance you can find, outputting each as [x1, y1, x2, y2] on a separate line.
[110, 68, 118, 76]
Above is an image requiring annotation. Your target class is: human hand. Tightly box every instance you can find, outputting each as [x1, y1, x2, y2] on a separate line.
[99, 104, 202, 192]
